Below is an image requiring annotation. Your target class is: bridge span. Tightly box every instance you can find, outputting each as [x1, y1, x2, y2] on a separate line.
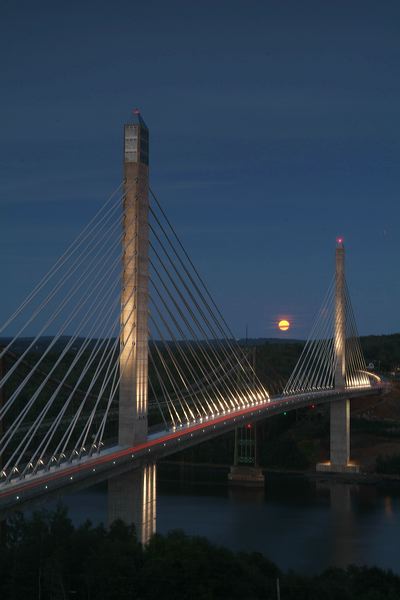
[0, 112, 388, 542]
[0, 385, 383, 518]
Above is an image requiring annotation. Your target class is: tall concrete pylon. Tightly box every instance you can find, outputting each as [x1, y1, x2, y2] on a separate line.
[119, 112, 149, 446]
[108, 113, 156, 544]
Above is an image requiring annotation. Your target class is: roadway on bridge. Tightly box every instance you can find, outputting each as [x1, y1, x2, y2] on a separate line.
[0, 385, 384, 516]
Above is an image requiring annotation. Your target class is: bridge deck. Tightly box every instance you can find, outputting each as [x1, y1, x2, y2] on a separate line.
[0, 385, 385, 516]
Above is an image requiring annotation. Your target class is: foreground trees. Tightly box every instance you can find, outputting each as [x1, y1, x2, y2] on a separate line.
[0, 507, 399, 599]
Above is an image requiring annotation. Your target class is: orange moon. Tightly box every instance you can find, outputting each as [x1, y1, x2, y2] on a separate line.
[278, 319, 290, 331]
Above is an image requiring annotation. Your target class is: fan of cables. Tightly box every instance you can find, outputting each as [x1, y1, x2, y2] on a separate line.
[283, 277, 370, 395]
[147, 190, 270, 430]
[0, 182, 126, 483]
[0, 182, 271, 485]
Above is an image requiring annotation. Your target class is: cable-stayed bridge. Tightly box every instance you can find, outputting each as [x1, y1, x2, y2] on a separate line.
[0, 113, 385, 542]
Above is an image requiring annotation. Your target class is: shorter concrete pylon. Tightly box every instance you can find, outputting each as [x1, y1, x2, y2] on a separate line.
[317, 240, 359, 474]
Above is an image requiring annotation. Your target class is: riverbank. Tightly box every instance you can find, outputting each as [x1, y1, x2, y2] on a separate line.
[159, 459, 400, 487]
[162, 381, 400, 484]
[40, 464, 400, 575]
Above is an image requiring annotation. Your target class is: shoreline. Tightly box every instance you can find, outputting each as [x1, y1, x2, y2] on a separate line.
[159, 459, 400, 487]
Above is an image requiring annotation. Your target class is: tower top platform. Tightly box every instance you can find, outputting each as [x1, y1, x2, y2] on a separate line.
[127, 109, 148, 130]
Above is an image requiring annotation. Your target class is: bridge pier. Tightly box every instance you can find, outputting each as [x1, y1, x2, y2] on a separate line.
[228, 424, 265, 487]
[317, 240, 359, 474]
[108, 464, 156, 545]
[229, 348, 264, 486]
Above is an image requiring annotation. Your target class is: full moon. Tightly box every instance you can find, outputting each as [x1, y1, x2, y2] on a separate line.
[278, 319, 290, 331]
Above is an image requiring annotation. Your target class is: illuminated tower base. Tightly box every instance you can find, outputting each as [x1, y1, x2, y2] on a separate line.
[316, 399, 360, 473]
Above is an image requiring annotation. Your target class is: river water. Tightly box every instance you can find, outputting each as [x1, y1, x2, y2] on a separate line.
[43, 467, 400, 575]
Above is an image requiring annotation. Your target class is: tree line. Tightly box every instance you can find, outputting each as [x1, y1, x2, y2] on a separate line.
[1, 507, 399, 599]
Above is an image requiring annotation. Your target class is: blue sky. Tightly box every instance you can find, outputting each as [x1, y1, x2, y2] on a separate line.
[1, 0, 399, 338]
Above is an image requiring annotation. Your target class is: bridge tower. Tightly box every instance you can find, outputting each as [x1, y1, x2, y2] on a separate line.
[118, 111, 149, 446]
[317, 239, 359, 473]
[108, 112, 156, 543]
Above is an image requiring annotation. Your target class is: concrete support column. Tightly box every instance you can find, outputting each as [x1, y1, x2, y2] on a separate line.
[108, 463, 156, 545]
[330, 398, 350, 467]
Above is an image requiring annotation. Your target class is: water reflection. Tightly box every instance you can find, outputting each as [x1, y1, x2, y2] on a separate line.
[316, 482, 357, 568]
[41, 471, 400, 574]
[228, 486, 265, 505]
[384, 495, 394, 518]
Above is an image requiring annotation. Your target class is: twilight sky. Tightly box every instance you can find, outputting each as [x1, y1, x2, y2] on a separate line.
[1, 0, 399, 338]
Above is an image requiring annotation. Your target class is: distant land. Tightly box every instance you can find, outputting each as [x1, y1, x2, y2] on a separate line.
[1, 333, 399, 373]
[238, 337, 304, 345]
